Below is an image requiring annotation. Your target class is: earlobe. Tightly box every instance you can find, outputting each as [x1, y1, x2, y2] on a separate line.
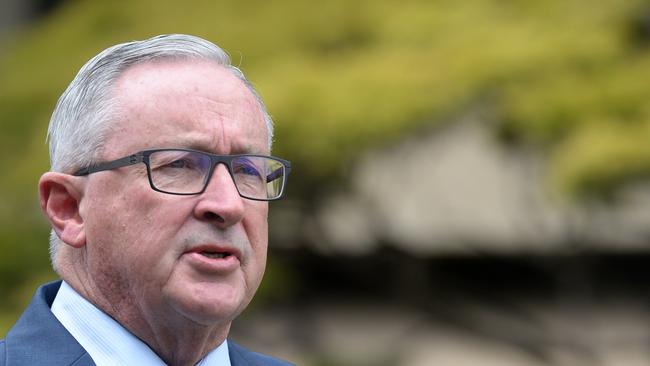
[39, 172, 86, 248]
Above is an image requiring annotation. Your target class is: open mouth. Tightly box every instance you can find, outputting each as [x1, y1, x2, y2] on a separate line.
[199, 251, 231, 259]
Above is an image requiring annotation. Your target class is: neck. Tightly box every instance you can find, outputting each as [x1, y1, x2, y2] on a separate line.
[136, 320, 229, 366]
[59, 254, 230, 366]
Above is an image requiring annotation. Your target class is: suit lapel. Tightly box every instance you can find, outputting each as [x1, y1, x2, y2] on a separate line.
[228, 341, 251, 366]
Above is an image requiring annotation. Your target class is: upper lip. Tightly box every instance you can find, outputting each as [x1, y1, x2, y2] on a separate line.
[186, 244, 242, 261]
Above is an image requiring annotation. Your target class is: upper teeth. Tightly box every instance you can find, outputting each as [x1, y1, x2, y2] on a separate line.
[202, 252, 227, 259]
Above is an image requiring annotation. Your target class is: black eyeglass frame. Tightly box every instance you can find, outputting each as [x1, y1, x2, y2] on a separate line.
[73, 148, 292, 201]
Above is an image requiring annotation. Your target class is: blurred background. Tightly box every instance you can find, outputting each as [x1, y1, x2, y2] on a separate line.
[1, 0, 650, 365]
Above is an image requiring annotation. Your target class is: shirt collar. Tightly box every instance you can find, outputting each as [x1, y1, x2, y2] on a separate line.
[51, 280, 231, 366]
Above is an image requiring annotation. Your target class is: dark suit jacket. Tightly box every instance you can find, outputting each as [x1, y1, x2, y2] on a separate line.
[0, 281, 292, 366]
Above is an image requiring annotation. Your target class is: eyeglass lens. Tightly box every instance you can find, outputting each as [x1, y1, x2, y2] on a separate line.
[148, 150, 286, 199]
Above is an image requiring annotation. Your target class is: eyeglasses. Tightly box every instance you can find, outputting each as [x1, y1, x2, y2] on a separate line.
[73, 148, 291, 201]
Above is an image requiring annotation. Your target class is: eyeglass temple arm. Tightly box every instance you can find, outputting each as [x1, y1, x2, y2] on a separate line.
[73, 154, 144, 176]
[266, 162, 292, 182]
[266, 168, 282, 182]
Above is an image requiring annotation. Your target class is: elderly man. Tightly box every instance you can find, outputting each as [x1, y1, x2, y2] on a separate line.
[0, 34, 293, 366]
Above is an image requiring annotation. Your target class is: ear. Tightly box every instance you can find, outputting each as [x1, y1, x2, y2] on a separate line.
[39, 172, 86, 248]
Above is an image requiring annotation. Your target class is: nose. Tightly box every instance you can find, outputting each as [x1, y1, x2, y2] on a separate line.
[193, 164, 245, 226]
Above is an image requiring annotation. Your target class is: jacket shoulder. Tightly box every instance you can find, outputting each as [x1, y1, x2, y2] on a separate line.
[228, 341, 294, 366]
[3, 281, 93, 366]
[1, 339, 5, 366]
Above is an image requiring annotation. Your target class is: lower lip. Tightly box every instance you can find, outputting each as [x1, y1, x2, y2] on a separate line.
[184, 252, 240, 273]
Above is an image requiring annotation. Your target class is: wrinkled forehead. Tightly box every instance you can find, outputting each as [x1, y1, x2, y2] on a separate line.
[103, 59, 269, 157]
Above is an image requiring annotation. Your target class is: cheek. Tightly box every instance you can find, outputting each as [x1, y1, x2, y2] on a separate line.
[124, 198, 193, 269]
[244, 202, 268, 245]
[83, 180, 190, 271]
[243, 203, 269, 277]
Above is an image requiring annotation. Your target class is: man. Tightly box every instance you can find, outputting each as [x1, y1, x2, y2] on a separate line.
[0, 34, 293, 366]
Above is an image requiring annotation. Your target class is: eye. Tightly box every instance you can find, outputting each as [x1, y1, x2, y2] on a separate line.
[153, 158, 193, 171]
[239, 164, 261, 176]
[150, 152, 205, 173]
[165, 159, 191, 169]
[233, 159, 263, 179]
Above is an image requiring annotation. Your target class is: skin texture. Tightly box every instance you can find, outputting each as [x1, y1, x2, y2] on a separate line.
[39, 59, 270, 366]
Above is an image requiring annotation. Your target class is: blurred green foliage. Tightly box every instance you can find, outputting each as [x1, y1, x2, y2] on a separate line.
[2, 0, 650, 334]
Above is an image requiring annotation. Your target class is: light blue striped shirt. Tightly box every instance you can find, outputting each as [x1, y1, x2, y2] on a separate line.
[51, 281, 231, 366]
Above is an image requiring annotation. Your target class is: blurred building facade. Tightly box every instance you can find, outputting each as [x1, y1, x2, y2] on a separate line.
[253, 107, 650, 365]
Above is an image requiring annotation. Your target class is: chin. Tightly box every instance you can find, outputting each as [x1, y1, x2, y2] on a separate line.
[168, 284, 249, 326]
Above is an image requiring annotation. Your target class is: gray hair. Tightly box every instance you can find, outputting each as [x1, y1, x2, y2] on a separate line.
[47, 34, 274, 271]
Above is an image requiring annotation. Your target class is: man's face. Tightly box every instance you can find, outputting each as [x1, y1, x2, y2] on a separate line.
[79, 60, 270, 330]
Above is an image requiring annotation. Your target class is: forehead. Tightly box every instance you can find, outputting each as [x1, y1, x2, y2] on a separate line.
[104, 59, 268, 156]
